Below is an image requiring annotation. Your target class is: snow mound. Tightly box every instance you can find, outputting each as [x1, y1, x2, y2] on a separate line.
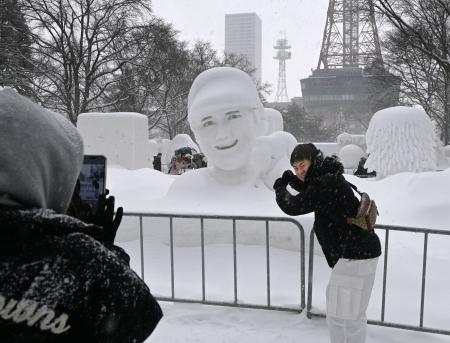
[106, 167, 174, 212]
[338, 144, 365, 169]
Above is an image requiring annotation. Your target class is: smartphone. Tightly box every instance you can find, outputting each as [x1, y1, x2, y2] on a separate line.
[78, 155, 107, 213]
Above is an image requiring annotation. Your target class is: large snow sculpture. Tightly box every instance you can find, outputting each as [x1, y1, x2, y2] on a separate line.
[77, 112, 150, 169]
[365, 106, 438, 178]
[166, 67, 291, 201]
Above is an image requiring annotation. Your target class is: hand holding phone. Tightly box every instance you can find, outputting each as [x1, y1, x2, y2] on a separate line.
[93, 189, 123, 245]
[68, 155, 123, 245]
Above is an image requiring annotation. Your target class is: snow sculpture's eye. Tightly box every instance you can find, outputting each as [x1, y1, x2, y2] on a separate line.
[225, 110, 242, 121]
[202, 120, 215, 128]
[199, 115, 215, 128]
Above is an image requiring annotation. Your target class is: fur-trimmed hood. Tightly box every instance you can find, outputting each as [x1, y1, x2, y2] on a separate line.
[305, 155, 344, 182]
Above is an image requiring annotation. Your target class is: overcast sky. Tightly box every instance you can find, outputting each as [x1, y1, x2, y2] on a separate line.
[151, 0, 330, 101]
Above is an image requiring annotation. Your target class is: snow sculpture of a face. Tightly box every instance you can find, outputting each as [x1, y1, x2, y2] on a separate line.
[188, 67, 263, 171]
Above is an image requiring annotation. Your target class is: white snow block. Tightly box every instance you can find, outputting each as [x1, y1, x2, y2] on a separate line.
[77, 112, 150, 169]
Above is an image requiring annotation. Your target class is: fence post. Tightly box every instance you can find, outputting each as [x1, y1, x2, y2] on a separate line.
[139, 215, 144, 280]
[307, 229, 315, 318]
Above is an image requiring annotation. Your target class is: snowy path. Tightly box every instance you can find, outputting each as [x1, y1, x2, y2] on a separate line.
[147, 302, 450, 343]
[117, 234, 450, 343]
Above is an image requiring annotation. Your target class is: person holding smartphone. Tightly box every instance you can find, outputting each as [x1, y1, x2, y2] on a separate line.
[0, 89, 162, 343]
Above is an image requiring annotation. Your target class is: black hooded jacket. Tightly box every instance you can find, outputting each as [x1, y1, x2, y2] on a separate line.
[0, 207, 162, 343]
[274, 155, 381, 268]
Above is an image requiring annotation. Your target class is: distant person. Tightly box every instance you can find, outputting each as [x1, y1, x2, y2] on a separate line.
[354, 156, 376, 177]
[273, 143, 381, 343]
[0, 89, 162, 342]
[167, 156, 176, 175]
[153, 152, 162, 171]
[192, 153, 207, 169]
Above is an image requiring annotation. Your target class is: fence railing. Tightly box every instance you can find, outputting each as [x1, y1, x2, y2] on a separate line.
[122, 212, 306, 313]
[307, 224, 450, 336]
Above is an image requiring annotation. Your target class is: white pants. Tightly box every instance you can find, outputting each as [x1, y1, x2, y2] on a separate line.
[326, 257, 378, 343]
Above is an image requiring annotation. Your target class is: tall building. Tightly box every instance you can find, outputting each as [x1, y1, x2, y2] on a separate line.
[225, 13, 262, 82]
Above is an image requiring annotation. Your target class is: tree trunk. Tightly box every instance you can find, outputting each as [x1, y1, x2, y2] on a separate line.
[445, 70, 450, 145]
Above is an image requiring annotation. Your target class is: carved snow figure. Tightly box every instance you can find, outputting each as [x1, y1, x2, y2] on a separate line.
[252, 131, 298, 189]
[262, 108, 284, 135]
[165, 67, 291, 205]
[365, 106, 438, 178]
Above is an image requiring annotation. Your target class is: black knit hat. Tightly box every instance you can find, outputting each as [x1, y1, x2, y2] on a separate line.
[290, 143, 320, 165]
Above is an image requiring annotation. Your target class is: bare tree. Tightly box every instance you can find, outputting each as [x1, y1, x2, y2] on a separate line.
[20, 0, 152, 124]
[373, 0, 450, 143]
[104, 19, 183, 114]
[0, 0, 32, 93]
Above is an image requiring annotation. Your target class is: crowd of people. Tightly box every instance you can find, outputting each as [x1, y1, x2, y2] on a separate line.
[153, 147, 207, 175]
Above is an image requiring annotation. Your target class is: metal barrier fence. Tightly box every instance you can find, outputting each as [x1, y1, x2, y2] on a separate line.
[307, 224, 450, 335]
[123, 212, 306, 313]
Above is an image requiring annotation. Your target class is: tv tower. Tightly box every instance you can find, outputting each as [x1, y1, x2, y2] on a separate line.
[274, 35, 291, 103]
[317, 0, 382, 69]
[300, 0, 400, 134]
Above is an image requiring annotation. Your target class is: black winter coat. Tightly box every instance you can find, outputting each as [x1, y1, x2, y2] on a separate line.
[0, 208, 163, 343]
[274, 155, 381, 268]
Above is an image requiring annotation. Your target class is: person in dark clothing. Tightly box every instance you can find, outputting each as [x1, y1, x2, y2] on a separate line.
[354, 156, 376, 178]
[273, 143, 381, 343]
[153, 153, 162, 171]
[0, 89, 162, 343]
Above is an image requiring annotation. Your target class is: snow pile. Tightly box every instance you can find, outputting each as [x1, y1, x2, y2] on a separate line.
[107, 167, 174, 213]
[77, 112, 150, 169]
[168, 134, 199, 155]
[338, 144, 365, 169]
[365, 106, 438, 178]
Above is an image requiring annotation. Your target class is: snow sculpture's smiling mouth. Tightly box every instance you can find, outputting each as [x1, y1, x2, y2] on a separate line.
[215, 140, 238, 150]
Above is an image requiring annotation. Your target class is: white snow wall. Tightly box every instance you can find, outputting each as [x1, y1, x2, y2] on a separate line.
[77, 112, 150, 169]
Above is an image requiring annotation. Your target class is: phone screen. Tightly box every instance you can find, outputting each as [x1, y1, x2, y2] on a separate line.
[79, 155, 106, 213]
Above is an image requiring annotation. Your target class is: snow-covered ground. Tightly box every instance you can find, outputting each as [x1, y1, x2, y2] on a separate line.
[107, 166, 450, 342]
